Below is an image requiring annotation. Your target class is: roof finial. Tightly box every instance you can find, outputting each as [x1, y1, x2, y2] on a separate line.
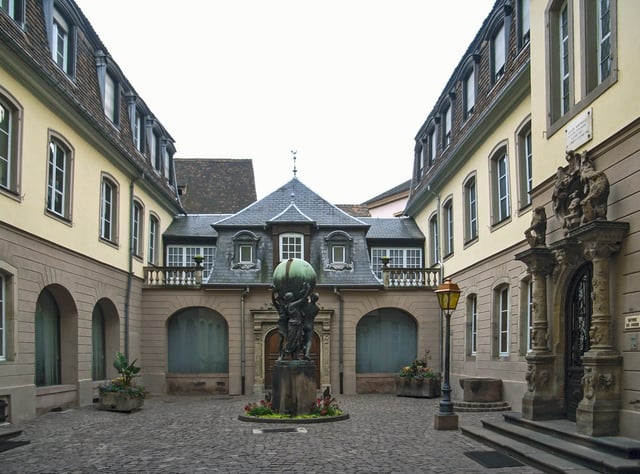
[291, 149, 297, 178]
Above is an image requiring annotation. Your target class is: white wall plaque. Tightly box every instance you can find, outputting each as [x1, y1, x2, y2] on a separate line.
[565, 108, 593, 152]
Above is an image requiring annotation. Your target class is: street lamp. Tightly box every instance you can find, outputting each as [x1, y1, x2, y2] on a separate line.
[434, 277, 461, 430]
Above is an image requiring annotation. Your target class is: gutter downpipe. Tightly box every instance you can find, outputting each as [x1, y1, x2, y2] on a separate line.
[124, 175, 141, 360]
[334, 287, 344, 394]
[240, 287, 250, 395]
[427, 185, 444, 374]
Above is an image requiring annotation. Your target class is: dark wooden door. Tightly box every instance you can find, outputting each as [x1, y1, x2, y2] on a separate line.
[565, 262, 592, 421]
[264, 330, 320, 389]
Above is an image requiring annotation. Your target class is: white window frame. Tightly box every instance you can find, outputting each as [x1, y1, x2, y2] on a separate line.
[492, 22, 506, 83]
[100, 177, 117, 242]
[464, 176, 478, 242]
[238, 244, 253, 264]
[52, 8, 70, 73]
[597, 0, 612, 83]
[47, 138, 71, 219]
[429, 214, 439, 266]
[491, 148, 511, 225]
[429, 127, 437, 166]
[499, 287, 510, 356]
[332, 245, 346, 264]
[148, 215, 159, 265]
[518, 0, 530, 47]
[443, 198, 454, 257]
[280, 233, 303, 261]
[370, 248, 422, 280]
[463, 68, 475, 120]
[104, 73, 117, 123]
[167, 246, 216, 280]
[442, 104, 452, 149]
[470, 294, 478, 356]
[132, 200, 143, 257]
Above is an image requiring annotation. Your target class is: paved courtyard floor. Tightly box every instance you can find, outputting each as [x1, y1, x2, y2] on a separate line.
[1, 394, 543, 473]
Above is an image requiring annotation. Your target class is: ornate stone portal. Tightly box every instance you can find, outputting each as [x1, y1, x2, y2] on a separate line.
[519, 150, 628, 435]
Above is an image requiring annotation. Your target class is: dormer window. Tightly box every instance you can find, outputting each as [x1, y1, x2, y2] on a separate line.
[280, 232, 303, 261]
[325, 231, 353, 270]
[232, 230, 259, 269]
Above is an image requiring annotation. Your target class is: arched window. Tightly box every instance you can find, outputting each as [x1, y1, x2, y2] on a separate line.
[168, 308, 228, 373]
[35, 288, 60, 386]
[356, 309, 416, 373]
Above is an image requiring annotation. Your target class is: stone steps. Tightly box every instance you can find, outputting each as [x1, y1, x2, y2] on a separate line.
[454, 400, 511, 412]
[461, 412, 640, 473]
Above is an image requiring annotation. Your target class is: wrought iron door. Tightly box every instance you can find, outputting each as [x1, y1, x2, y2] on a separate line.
[565, 262, 592, 421]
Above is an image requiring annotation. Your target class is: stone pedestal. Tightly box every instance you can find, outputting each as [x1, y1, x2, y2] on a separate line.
[522, 354, 563, 419]
[434, 413, 458, 430]
[460, 378, 502, 402]
[272, 360, 316, 416]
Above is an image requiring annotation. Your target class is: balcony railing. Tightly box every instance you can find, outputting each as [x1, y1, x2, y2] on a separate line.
[143, 266, 440, 289]
[144, 266, 202, 287]
[382, 267, 441, 289]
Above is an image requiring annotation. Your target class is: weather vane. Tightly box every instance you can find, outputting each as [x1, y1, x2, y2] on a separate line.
[291, 150, 297, 178]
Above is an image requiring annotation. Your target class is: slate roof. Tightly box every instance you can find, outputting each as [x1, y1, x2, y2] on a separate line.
[361, 217, 425, 241]
[336, 204, 371, 217]
[174, 158, 257, 214]
[164, 214, 230, 238]
[213, 178, 368, 229]
[362, 180, 411, 205]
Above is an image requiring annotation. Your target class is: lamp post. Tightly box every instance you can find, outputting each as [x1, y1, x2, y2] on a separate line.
[434, 277, 461, 430]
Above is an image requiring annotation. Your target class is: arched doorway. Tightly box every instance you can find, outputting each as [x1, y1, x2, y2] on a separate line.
[263, 329, 320, 389]
[565, 262, 593, 421]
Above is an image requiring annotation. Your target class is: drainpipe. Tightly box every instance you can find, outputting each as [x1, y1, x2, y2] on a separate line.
[124, 175, 141, 359]
[240, 286, 250, 395]
[427, 185, 444, 374]
[334, 287, 344, 394]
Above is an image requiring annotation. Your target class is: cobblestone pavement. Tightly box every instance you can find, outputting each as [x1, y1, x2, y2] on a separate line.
[2, 394, 543, 473]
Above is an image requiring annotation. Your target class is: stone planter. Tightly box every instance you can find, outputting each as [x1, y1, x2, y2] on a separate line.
[98, 392, 144, 412]
[395, 376, 441, 398]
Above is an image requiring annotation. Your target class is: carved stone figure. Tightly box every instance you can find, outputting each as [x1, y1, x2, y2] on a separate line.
[524, 206, 547, 247]
[552, 150, 610, 235]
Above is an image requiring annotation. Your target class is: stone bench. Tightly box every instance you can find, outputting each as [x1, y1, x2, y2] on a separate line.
[459, 378, 502, 403]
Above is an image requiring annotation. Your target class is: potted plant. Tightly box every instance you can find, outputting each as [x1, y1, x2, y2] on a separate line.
[193, 255, 204, 266]
[98, 352, 147, 412]
[396, 351, 441, 398]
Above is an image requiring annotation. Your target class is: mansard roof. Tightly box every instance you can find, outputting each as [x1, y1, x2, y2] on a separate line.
[164, 214, 230, 238]
[361, 217, 424, 241]
[213, 178, 368, 229]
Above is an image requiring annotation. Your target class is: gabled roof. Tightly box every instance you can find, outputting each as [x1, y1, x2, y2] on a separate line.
[213, 178, 368, 228]
[164, 214, 230, 238]
[174, 158, 257, 214]
[362, 179, 411, 205]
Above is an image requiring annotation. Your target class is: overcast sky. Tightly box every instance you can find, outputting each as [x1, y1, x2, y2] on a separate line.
[75, 0, 495, 204]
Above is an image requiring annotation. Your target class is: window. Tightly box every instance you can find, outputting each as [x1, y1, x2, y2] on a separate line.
[132, 200, 143, 257]
[526, 280, 533, 353]
[548, 1, 573, 122]
[0, 0, 24, 24]
[149, 130, 159, 170]
[429, 214, 439, 266]
[133, 110, 144, 153]
[491, 22, 506, 83]
[46, 136, 73, 220]
[232, 230, 259, 268]
[518, 0, 530, 47]
[497, 286, 510, 356]
[332, 245, 345, 264]
[104, 73, 118, 123]
[463, 68, 475, 120]
[443, 198, 454, 257]
[0, 274, 5, 361]
[428, 126, 437, 166]
[517, 122, 533, 209]
[280, 233, 303, 261]
[442, 104, 452, 149]
[0, 92, 22, 195]
[371, 248, 421, 280]
[464, 175, 478, 242]
[491, 147, 510, 225]
[51, 7, 74, 75]
[468, 294, 478, 356]
[325, 230, 353, 270]
[584, 0, 617, 94]
[167, 246, 216, 280]
[148, 214, 159, 265]
[92, 304, 106, 381]
[100, 176, 118, 243]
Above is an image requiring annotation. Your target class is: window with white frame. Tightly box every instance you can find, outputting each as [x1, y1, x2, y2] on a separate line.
[0, 0, 23, 23]
[132, 200, 143, 257]
[239, 245, 253, 263]
[370, 248, 422, 280]
[443, 198, 454, 257]
[134, 110, 144, 153]
[0, 93, 21, 194]
[232, 230, 259, 268]
[167, 246, 216, 280]
[463, 67, 475, 120]
[51, 7, 74, 75]
[491, 147, 510, 225]
[517, 122, 533, 209]
[46, 136, 73, 220]
[518, 0, 530, 47]
[464, 175, 478, 243]
[429, 214, 439, 266]
[468, 294, 478, 356]
[100, 176, 118, 243]
[442, 104, 452, 149]
[280, 233, 303, 261]
[325, 230, 352, 269]
[497, 286, 510, 356]
[0, 273, 5, 361]
[492, 22, 506, 83]
[148, 214, 159, 265]
[428, 126, 437, 166]
[104, 72, 117, 123]
[585, 0, 616, 93]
